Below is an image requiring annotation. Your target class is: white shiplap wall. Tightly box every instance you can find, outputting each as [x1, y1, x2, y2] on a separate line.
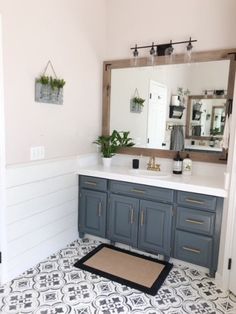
[5, 156, 80, 282]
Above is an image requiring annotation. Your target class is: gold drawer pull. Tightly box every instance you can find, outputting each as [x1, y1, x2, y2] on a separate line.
[131, 189, 145, 194]
[182, 246, 201, 254]
[85, 181, 97, 186]
[140, 210, 145, 226]
[185, 219, 204, 225]
[98, 201, 102, 217]
[130, 207, 134, 224]
[185, 198, 205, 205]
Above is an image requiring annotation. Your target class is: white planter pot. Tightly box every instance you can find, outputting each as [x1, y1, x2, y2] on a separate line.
[102, 157, 112, 168]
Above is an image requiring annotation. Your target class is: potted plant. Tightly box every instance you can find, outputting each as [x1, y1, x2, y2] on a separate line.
[94, 130, 135, 167]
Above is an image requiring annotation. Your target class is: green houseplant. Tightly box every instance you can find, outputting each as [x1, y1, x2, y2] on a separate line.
[132, 96, 145, 107]
[94, 130, 135, 167]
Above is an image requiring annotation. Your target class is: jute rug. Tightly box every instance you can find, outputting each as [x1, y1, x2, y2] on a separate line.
[74, 244, 172, 295]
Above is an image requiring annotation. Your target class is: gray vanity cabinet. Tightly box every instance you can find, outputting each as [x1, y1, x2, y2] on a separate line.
[108, 194, 139, 247]
[173, 191, 223, 276]
[138, 200, 172, 256]
[108, 180, 174, 256]
[78, 175, 223, 276]
[79, 176, 107, 238]
[108, 195, 172, 256]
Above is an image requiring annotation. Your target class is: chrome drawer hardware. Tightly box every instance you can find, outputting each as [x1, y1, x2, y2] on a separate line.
[140, 210, 145, 226]
[130, 207, 134, 224]
[182, 246, 201, 254]
[185, 198, 205, 205]
[131, 188, 145, 194]
[98, 202, 102, 217]
[85, 181, 97, 186]
[185, 219, 204, 225]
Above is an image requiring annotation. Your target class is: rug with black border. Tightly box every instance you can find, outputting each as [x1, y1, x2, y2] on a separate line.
[74, 243, 173, 296]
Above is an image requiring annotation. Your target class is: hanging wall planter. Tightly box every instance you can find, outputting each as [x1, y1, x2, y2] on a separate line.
[35, 60, 66, 105]
[130, 88, 145, 113]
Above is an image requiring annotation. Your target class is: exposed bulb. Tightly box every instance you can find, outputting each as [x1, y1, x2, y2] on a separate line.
[185, 38, 193, 63]
[148, 42, 156, 66]
[131, 44, 139, 67]
[165, 42, 174, 64]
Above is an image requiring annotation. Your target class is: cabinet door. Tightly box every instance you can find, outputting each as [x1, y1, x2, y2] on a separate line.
[138, 200, 172, 256]
[108, 194, 139, 247]
[79, 189, 107, 238]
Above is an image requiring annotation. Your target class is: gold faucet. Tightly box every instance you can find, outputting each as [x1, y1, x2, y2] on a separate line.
[147, 156, 161, 171]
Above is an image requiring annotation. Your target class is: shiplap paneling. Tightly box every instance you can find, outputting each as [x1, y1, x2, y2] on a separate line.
[7, 186, 77, 224]
[8, 212, 76, 260]
[7, 199, 77, 242]
[5, 156, 79, 281]
[6, 157, 78, 187]
[7, 173, 77, 206]
[8, 227, 78, 280]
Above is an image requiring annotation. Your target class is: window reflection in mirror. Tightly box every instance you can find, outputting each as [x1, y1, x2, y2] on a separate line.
[110, 60, 229, 153]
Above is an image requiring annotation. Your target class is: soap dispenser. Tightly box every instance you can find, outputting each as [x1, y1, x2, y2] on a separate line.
[183, 154, 192, 175]
[173, 151, 183, 174]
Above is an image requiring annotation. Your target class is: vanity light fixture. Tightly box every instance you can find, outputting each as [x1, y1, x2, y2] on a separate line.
[148, 42, 156, 65]
[185, 37, 193, 62]
[165, 40, 174, 63]
[204, 89, 227, 97]
[131, 37, 197, 65]
[131, 44, 139, 66]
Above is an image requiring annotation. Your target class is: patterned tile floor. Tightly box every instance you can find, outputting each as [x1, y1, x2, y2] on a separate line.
[0, 238, 236, 314]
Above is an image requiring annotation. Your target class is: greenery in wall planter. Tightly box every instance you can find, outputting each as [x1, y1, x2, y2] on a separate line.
[35, 61, 66, 105]
[36, 75, 66, 89]
[130, 88, 145, 113]
[132, 96, 146, 106]
[94, 130, 135, 167]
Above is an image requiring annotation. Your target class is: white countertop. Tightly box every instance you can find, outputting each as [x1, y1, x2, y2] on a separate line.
[185, 145, 222, 152]
[77, 165, 227, 198]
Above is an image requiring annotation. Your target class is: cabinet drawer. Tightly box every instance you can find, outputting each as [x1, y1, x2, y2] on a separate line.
[177, 191, 216, 211]
[174, 230, 212, 267]
[176, 207, 215, 236]
[110, 180, 174, 203]
[80, 175, 107, 191]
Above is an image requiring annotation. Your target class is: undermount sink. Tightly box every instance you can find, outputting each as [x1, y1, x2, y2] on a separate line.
[129, 169, 171, 178]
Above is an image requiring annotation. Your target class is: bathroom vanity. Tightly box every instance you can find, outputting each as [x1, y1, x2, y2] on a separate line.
[77, 47, 234, 277]
[78, 166, 225, 276]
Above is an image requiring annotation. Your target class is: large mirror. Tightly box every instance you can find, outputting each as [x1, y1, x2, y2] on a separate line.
[103, 49, 236, 163]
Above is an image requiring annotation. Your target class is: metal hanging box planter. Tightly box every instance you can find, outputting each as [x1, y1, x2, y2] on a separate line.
[130, 88, 145, 113]
[35, 82, 64, 105]
[130, 100, 143, 113]
[35, 60, 65, 105]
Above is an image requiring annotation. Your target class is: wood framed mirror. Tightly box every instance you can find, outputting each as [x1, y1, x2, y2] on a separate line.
[186, 95, 227, 138]
[102, 48, 236, 163]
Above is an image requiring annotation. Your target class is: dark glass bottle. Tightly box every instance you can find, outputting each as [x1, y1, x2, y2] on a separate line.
[173, 151, 183, 174]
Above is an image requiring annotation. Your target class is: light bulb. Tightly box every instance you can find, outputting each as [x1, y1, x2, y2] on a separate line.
[148, 42, 156, 66]
[130, 44, 139, 67]
[184, 38, 193, 63]
[165, 44, 174, 64]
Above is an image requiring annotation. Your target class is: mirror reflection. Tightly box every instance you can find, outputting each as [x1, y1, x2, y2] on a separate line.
[110, 60, 229, 152]
[187, 96, 226, 137]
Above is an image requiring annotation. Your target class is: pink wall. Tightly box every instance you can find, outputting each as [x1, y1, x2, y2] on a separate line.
[1, 0, 236, 164]
[0, 0, 107, 164]
[106, 0, 236, 59]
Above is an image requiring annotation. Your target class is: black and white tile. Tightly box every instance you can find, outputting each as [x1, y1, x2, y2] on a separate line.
[0, 238, 236, 313]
